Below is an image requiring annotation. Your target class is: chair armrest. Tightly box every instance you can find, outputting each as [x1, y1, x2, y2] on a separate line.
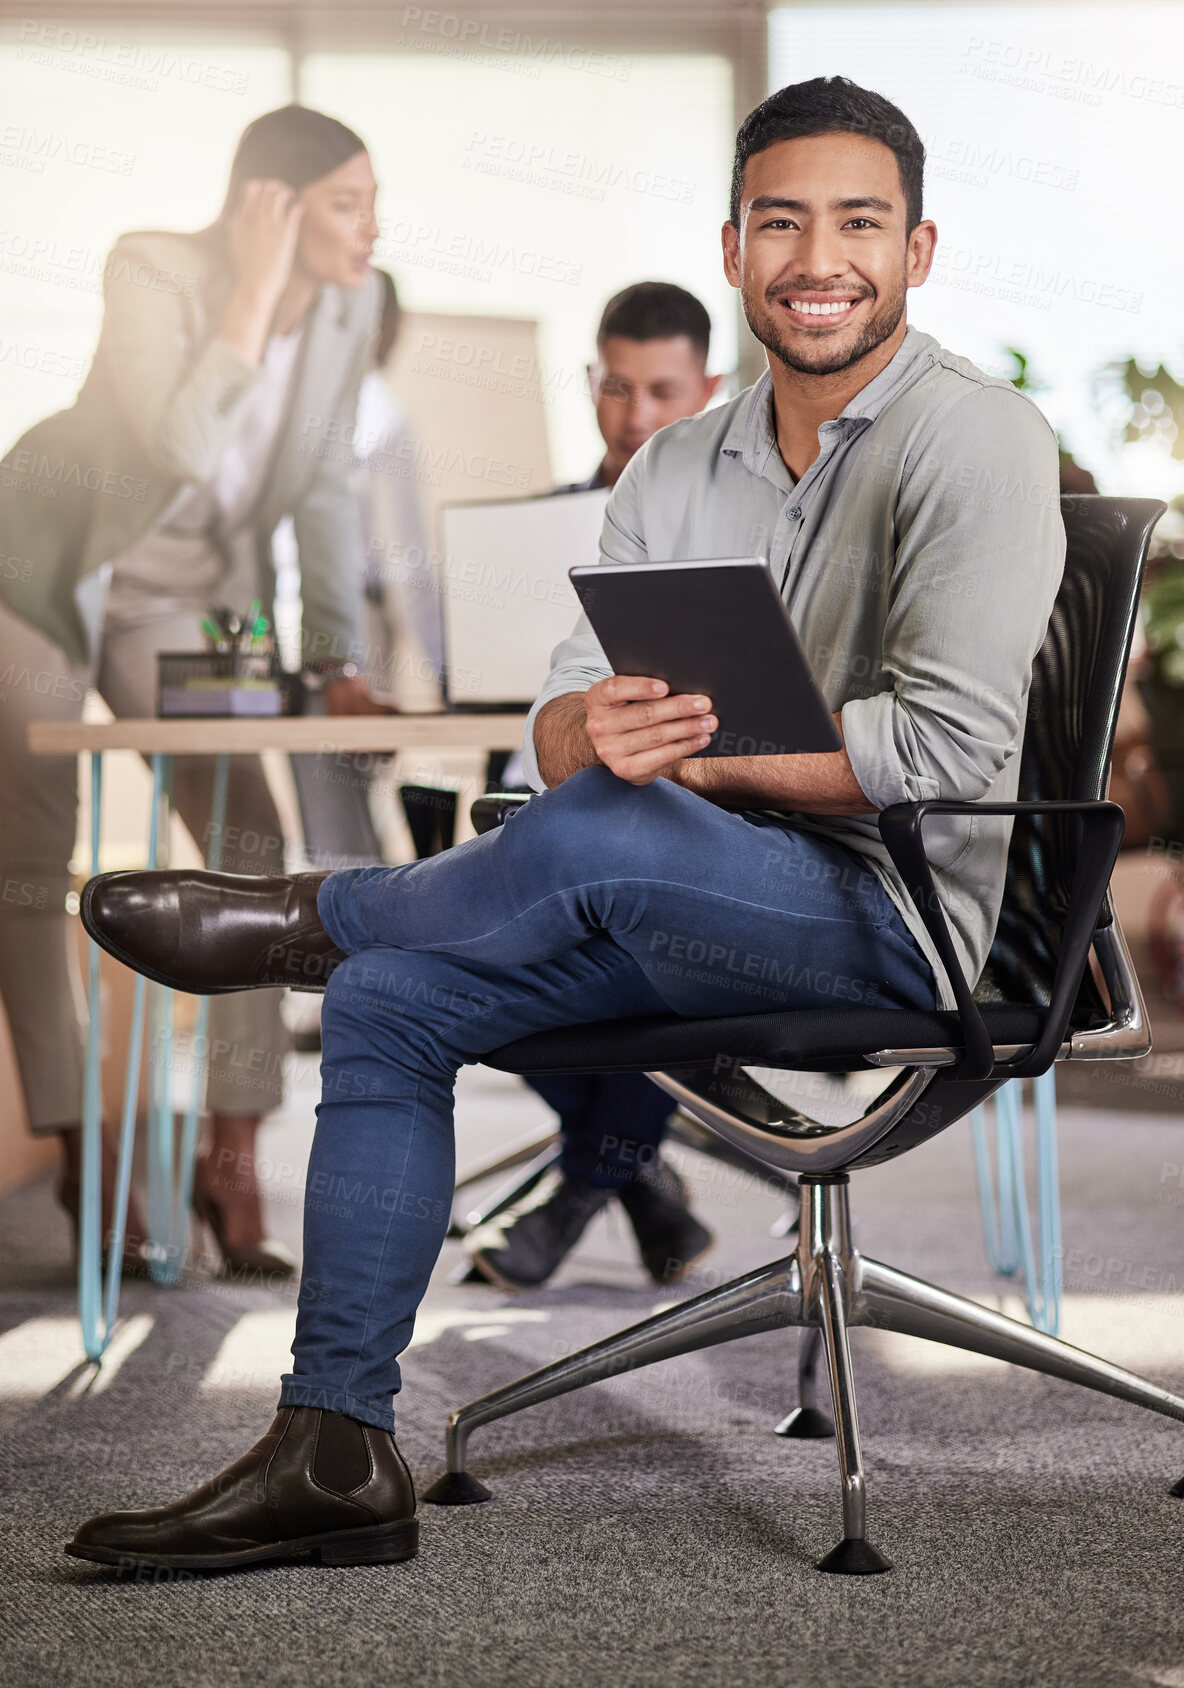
[877, 799, 1126, 1082]
[471, 791, 532, 837]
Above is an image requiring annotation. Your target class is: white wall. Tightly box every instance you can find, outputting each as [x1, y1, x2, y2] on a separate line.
[769, 5, 1184, 498]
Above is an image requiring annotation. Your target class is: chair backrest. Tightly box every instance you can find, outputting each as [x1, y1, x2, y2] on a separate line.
[977, 495, 1165, 1014]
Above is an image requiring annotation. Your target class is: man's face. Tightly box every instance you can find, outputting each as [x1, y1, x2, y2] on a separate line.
[722, 132, 935, 378]
[590, 334, 719, 477]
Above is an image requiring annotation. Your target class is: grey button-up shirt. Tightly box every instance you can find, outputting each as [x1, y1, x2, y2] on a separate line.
[521, 325, 1066, 1009]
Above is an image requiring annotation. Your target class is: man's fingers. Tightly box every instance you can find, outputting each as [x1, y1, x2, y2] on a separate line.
[608, 722, 714, 782]
[607, 714, 716, 756]
[586, 691, 712, 734]
[592, 674, 669, 705]
[587, 702, 716, 750]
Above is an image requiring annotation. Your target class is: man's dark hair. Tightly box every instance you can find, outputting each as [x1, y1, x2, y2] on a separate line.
[596, 281, 711, 360]
[729, 76, 925, 234]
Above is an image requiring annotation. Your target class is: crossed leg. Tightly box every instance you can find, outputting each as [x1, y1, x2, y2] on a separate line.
[279, 767, 937, 1431]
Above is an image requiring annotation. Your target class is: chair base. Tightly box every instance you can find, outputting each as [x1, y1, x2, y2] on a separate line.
[421, 1470, 493, 1506]
[774, 1406, 835, 1440]
[816, 1537, 892, 1576]
[424, 1176, 1184, 1570]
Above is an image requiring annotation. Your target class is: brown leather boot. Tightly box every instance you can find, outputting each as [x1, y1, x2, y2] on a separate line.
[65, 1407, 417, 1571]
[80, 870, 344, 995]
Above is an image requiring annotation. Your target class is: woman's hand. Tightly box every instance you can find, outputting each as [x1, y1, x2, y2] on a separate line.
[226, 179, 304, 312]
[323, 674, 398, 716]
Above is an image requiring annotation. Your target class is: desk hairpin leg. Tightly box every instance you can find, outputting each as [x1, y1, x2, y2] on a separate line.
[971, 1071, 1062, 1336]
[78, 753, 107, 1360]
[78, 751, 164, 1357]
[79, 750, 233, 1340]
[145, 756, 176, 1283]
[155, 752, 229, 1285]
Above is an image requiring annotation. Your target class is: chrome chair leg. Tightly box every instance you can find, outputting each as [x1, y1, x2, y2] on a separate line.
[458, 1146, 560, 1234]
[422, 1253, 805, 1505]
[855, 1258, 1184, 1428]
[451, 1129, 561, 1203]
[815, 1251, 890, 1573]
[447, 1145, 564, 1279]
[773, 1327, 833, 1440]
[797, 1177, 892, 1576]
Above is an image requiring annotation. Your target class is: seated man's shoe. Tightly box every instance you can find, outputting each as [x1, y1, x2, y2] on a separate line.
[65, 1406, 417, 1571]
[81, 871, 345, 995]
[465, 1168, 610, 1290]
[618, 1156, 714, 1285]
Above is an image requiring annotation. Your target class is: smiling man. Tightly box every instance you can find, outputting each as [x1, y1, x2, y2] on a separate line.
[69, 77, 1065, 1574]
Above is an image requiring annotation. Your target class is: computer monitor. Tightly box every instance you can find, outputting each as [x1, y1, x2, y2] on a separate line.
[437, 487, 609, 711]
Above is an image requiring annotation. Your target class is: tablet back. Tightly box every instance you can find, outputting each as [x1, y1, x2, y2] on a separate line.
[569, 557, 841, 757]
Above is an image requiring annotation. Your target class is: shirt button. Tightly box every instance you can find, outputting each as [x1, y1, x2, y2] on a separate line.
[788, 506, 802, 519]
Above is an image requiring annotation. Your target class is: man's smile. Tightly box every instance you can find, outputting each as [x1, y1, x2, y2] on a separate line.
[775, 291, 868, 329]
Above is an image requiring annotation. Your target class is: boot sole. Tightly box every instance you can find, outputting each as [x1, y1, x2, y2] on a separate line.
[64, 1515, 418, 1571]
[80, 876, 327, 997]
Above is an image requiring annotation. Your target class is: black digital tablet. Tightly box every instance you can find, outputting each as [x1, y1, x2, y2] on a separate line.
[568, 557, 841, 758]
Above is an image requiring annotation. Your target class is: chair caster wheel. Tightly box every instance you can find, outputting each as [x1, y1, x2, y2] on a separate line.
[773, 1406, 835, 1439]
[816, 1537, 892, 1576]
[422, 1470, 492, 1506]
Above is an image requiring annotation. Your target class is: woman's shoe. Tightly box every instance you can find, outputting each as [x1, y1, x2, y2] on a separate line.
[191, 1158, 296, 1280]
[55, 1129, 153, 1279]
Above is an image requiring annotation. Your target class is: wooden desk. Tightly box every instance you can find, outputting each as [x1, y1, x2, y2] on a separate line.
[27, 712, 529, 756]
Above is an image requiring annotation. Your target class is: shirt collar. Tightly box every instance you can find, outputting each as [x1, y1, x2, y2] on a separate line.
[721, 324, 937, 479]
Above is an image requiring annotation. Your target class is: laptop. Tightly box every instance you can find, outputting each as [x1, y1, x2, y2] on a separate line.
[436, 487, 609, 712]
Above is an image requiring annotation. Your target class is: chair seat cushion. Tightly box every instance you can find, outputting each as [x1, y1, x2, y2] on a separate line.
[480, 1003, 1049, 1076]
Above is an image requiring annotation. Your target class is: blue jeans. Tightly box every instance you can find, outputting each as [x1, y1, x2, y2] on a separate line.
[526, 1071, 675, 1189]
[277, 766, 937, 1432]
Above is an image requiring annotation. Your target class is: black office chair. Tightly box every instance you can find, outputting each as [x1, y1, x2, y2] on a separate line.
[423, 496, 1184, 1575]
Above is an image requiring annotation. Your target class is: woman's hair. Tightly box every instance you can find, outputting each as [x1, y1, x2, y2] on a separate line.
[215, 104, 368, 223]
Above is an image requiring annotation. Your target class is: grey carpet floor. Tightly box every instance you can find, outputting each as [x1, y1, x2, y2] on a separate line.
[2, 1059, 1183, 1688]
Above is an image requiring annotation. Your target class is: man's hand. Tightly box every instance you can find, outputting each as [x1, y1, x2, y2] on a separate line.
[584, 675, 715, 785]
[534, 677, 715, 788]
[323, 674, 398, 716]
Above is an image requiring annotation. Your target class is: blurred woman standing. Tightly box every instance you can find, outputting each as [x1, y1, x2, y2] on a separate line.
[0, 105, 388, 1276]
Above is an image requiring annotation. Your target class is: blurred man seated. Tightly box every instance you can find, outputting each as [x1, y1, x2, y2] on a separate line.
[465, 281, 722, 1293]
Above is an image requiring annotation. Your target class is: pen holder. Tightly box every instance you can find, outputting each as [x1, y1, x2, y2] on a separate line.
[156, 651, 304, 719]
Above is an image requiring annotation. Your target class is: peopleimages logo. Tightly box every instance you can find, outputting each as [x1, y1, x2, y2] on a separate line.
[463, 131, 694, 204]
[1, 448, 148, 500]
[959, 37, 1184, 110]
[375, 220, 581, 287]
[398, 8, 631, 80]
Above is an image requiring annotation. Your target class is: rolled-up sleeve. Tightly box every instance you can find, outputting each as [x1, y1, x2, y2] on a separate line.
[839, 385, 1066, 809]
[520, 448, 651, 790]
